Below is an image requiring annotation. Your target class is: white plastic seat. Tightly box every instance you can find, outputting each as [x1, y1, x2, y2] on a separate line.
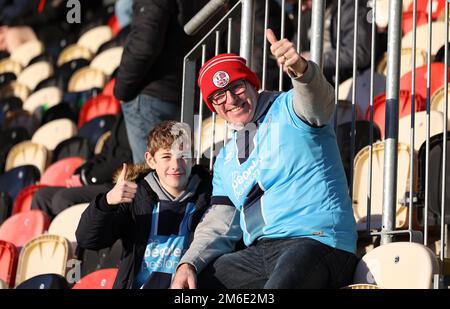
[5, 141, 49, 174]
[48, 203, 89, 251]
[23, 87, 62, 114]
[0, 81, 30, 102]
[68, 67, 106, 92]
[57, 44, 93, 67]
[197, 116, 232, 158]
[352, 142, 412, 230]
[10, 40, 45, 67]
[77, 26, 113, 54]
[0, 58, 22, 76]
[430, 84, 450, 123]
[15, 235, 71, 287]
[90, 46, 123, 77]
[399, 111, 445, 152]
[17, 61, 54, 92]
[31, 119, 77, 151]
[402, 22, 447, 56]
[353, 242, 439, 289]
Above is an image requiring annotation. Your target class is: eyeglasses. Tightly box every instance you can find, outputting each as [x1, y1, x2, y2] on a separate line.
[209, 80, 247, 106]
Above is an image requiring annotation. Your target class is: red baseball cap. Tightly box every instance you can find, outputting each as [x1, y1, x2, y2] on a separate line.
[198, 53, 261, 112]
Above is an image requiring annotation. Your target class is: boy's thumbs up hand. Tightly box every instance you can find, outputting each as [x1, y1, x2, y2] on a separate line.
[106, 163, 138, 205]
[266, 28, 307, 77]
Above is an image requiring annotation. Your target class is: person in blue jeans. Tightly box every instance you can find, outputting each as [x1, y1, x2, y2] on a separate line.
[171, 29, 358, 289]
[113, 0, 207, 164]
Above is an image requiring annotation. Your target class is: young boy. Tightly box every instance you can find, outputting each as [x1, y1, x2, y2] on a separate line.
[76, 121, 211, 289]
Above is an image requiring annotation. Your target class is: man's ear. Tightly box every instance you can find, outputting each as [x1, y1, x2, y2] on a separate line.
[145, 151, 157, 170]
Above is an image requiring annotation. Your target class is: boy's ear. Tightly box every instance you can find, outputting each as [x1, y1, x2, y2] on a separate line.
[145, 151, 157, 170]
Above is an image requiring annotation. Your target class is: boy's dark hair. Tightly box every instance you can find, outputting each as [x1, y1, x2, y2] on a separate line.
[146, 121, 192, 156]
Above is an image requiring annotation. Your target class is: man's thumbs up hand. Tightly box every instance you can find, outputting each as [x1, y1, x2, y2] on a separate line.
[266, 28, 307, 77]
[106, 163, 138, 205]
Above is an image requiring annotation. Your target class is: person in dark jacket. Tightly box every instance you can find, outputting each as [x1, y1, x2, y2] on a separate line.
[113, 0, 208, 164]
[76, 120, 212, 289]
[31, 113, 132, 219]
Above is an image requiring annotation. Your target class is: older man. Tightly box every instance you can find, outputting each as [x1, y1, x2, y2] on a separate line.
[171, 29, 357, 289]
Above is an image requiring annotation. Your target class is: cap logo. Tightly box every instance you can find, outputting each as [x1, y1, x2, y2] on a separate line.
[213, 71, 230, 88]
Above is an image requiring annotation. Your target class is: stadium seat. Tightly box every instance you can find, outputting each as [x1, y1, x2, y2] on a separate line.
[401, 10, 428, 35]
[0, 210, 50, 249]
[339, 70, 386, 116]
[352, 142, 412, 230]
[101, 78, 115, 97]
[402, 21, 448, 56]
[0, 81, 30, 102]
[0, 279, 7, 289]
[0, 165, 40, 201]
[49, 203, 89, 251]
[12, 184, 48, 215]
[23, 87, 62, 114]
[17, 61, 53, 92]
[9, 40, 45, 67]
[400, 63, 450, 102]
[78, 240, 122, 277]
[57, 44, 93, 67]
[94, 131, 111, 155]
[40, 157, 84, 187]
[430, 84, 450, 121]
[405, 0, 446, 20]
[77, 26, 113, 54]
[0, 72, 17, 87]
[353, 242, 439, 288]
[0, 96, 22, 124]
[15, 235, 71, 286]
[107, 14, 120, 36]
[366, 90, 426, 138]
[41, 103, 77, 125]
[68, 67, 106, 93]
[62, 88, 101, 111]
[52, 136, 92, 162]
[398, 110, 445, 152]
[15, 273, 69, 289]
[77, 115, 116, 148]
[31, 118, 77, 151]
[0, 127, 30, 173]
[0, 58, 22, 76]
[5, 141, 49, 174]
[336, 120, 382, 187]
[3, 110, 39, 136]
[0, 240, 18, 288]
[197, 116, 231, 159]
[78, 95, 120, 127]
[47, 58, 90, 91]
[418, 132, 450, 226]
[90, 47, 123, 77]
[72, 268, 118, 289]
[0, 192, 12, 225]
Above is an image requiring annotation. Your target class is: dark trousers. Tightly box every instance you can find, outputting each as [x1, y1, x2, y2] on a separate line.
[198, 237, 357, 289]
[31, 184, 112, 219]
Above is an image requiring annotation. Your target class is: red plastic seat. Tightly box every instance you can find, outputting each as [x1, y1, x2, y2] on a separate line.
[12, 184, 48, 215]
[406, 0, 446, 20]
[0, 210, 50, 249]
[108, 15, 120, 37]
[40, 157, 84, 187]
[0, 240, 18, 288]
[102, 78, 116, 97]
[402, 10, 428, 34]
[78, 94, 120, 127]
[366, 90, 426, 138]
[72, 268, 118, 289]
[400, 63, 450, 101]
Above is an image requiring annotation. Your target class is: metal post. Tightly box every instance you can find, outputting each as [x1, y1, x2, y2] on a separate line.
[349, 0, 359, 201]
[181, 57, 197, 129]
[381, 0, 402, 245]
[240, 0, 255, 65]
[310, 0, 325, 69]
[440, 1, 449, 261]
[297, 0, 303, 53]
[366, 0, 377, 232]
[209, 31, 221, 170]
[262, 0, 269, 90]
[196, 45, 207, 165]
[278, 0, 286, 91]
[333, 0, 342, 130]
